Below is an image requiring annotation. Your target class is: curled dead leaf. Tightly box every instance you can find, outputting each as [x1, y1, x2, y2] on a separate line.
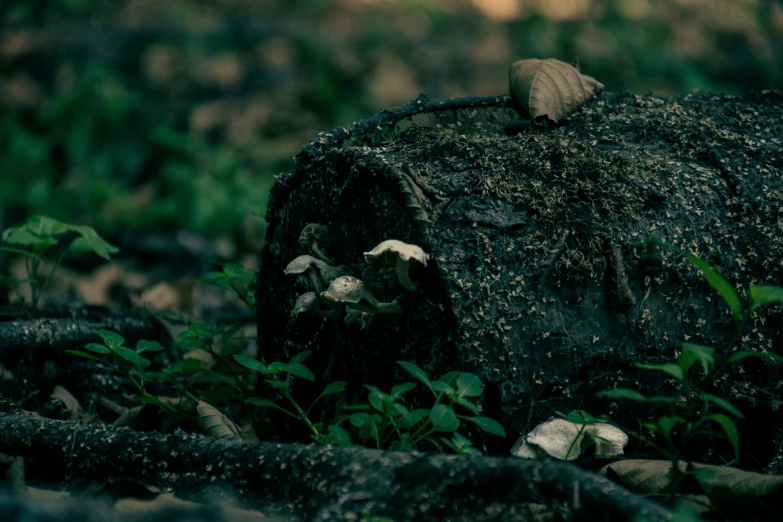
[509, 58, 604, 124]
[196, 401, 241, 442]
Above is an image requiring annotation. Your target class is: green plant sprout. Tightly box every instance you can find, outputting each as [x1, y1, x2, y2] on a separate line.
[68, 329, 164, 396]
[196, 263, 257, 313]
[594, 237, 783, 492]
[335, 361, 506, 453]
[237, 350, 347, 439]
[1, 215, 118, 308]
[554, 410, 605, 460]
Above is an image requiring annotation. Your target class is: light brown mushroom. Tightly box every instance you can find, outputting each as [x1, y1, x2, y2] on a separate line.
[284, 255, 329, 294]
[321, 276, 404, 317]
[363, 240, 430, 291]
[291, 292, 343, 319]
[298, 223, 332, 264]
[320, 276, 379, 313]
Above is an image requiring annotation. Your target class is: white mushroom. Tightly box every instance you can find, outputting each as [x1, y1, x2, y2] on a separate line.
[298, 223, 332, 264]
[322, 276, 404, 317]
[291, 292, 342, 319]
[320, 276, 379, 313]
[284, 255, 329, 293]
[363, 240, 430, 291]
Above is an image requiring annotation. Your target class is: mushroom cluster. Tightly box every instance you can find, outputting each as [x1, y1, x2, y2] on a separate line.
[285, 225, 429, 329]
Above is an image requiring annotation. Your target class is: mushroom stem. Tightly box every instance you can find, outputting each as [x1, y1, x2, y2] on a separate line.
[311, 240, 333, 264]
[306, 267, 325, 294]
[313, 300, 344, 318]
[375, 299, 403, 314]
[395, 257, 417, 291]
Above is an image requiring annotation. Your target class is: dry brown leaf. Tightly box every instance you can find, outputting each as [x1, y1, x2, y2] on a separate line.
[51, 386, 94, 423]
[600, 460, 783, 519]
[239, 418, 259, 442]
[509, 58, 604, 123]
[196, 401, 241, 442]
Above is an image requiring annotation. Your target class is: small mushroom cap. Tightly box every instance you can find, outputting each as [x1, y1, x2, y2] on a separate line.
[292, 292, 318, 317]
[321, 276, 379, 308]
[298, 223, 329, 245]
[284, 255, 328, 275]
[363, 240, 429, 266]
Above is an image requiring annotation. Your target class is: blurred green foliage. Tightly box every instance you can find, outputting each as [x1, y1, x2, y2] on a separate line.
[0, 0, 780, 240]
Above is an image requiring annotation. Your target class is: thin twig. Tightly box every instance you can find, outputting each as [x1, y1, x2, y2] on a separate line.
[296, 93, 512, 165]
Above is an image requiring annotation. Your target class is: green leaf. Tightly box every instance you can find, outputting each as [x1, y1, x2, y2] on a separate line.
[678, 343, 715, 375]
[0, 246, 43, 261]
[245, 397, 294, 416]
[725, 350, 783, 364]
[368, 390, 385, 412]
[439, 371, 462, 386]
[390, 403, 414, 425]
[706, 414, 740, 462]
[597, 388, 649, 401]
[456, 373, 484, 397]
[114, 346, 151, 369]
[136, 340, 165, 354]
[455, 397, 479, 415]
[430, 381, 455, 394]
[137, 394, 176, 411]
[233, 354, 269, 374]
[350, 413, 379, 442]
[320, 381, 347, 397]
[397, 361, 432, 391]
[327, 425, 353, 447]
[430, 404, 459, 432]
[556, 410, 600, 425]
[84, 343, 110, 354]
[657, 416, 686, 437]
[65, 349, 104, 362]
[280, 363, 315, 381]
[464, 416, 506, 437]
[289, 351, 312, 365]
[390, 382, 416, 398]
[650, 238, 742, 322]
[266, 380, 289, 389]
[181, 358, 203, 373]
[702, 393, 744, 419]
[97, 329, 125, 348]
[635, 362, 685, 382]
[749, 285, 783, 312]
[67, 225, 119, 261]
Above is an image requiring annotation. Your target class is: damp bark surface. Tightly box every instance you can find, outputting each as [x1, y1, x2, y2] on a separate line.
[0, 408, 671, 522]
[257, 92, 783, 465]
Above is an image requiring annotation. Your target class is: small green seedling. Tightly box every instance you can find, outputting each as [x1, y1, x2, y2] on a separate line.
[197, 262, 257, 313]
[338, 361, 506, 453]
[238, 350, 347, 439]
[1, 215, 118, 307]
[594, 237, 783, 492]
[68, 329, 164, 395]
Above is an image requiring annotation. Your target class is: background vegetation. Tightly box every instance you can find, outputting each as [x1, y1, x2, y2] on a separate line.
[1, 0, 781, 242]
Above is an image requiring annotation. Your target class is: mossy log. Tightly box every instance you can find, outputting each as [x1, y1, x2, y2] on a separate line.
[257, 92, 783, 463]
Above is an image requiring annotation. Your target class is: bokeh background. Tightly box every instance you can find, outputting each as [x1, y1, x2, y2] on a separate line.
[1, 0, 782, 245]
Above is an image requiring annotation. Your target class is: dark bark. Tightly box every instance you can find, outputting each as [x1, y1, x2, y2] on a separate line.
[257, 91, 783, 466]
[0, 312, 163, 356]
[0, 410, 670, 521]
[0, 306, 170, 409]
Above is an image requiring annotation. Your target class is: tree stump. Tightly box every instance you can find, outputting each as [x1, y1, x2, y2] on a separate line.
[256, 91, 783, 464]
